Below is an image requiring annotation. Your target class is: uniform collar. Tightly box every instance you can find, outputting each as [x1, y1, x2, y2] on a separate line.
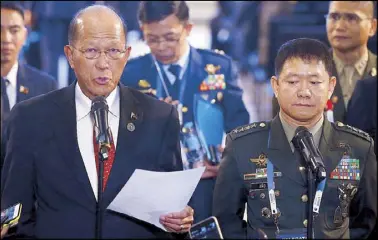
[279, 112, 324, 148]
[162, 42, 191, 78]
[333, 51, 369, 76]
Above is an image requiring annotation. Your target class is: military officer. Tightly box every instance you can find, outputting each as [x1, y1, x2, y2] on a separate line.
[213, 38, 376, 239]
[121, 1, 249, 224]
[271, 1, 377, 122]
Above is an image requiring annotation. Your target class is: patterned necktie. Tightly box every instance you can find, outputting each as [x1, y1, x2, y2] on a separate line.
[92, 128, 116, 192]
[1, 77, 11, 117]
[168, 64, 182, 83]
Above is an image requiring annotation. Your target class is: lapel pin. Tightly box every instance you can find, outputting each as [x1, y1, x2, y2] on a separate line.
[332, 95, 338, 104]
[131, 112, 138, 121]
[127, 123, 135, 132]
[19, 85, 29, 94]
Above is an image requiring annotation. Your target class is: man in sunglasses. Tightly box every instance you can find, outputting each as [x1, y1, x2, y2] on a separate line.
[121, 1, 249, 224]
[272, 1, 377, 122]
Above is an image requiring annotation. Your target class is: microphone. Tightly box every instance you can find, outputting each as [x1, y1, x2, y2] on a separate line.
[292, 126, 326, 181]
[91, 96, 111, 160]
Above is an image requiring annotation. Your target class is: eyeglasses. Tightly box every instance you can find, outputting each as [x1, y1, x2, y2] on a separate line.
[145, 27, 186, 48]
[70, 45, 127, 60]
[324, 12, 372, 25]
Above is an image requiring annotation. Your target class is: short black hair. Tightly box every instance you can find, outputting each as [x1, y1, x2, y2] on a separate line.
[1, 1, 25, 20]
[68, 4, 128, 45]
[274, 38, 333, 77]
[138, 1, 189, 24]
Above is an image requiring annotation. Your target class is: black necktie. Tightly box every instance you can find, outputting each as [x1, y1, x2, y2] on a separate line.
[168, 64, 182, 82]
[1, 77, 10, 118]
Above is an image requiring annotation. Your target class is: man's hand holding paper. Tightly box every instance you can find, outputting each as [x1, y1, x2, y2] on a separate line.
[107, 167, 205, 232]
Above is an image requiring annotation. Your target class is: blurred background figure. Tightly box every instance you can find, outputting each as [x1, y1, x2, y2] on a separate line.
[346, 76, 377, 153]
[270, 1, 377, 122]
[1, 1, 56, 170]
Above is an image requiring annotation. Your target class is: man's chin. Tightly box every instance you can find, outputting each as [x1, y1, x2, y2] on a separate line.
[155, 56, 176, 65]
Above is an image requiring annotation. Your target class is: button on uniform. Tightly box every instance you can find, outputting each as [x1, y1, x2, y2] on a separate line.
[303, 219, 308, 228]
[301, 194, 308, 202]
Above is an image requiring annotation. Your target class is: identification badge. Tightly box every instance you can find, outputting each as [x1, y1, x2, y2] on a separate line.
[275, 228, 308, 239]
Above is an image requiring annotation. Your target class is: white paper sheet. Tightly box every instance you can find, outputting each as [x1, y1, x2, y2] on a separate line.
[107, 167, 205, 231]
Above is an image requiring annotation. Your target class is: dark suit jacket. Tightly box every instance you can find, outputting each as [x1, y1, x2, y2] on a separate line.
[213, 116, 376, 239]
[272, 50, 377, 121]
[346, 76, 377, 153]
[121, 46, 249, 133]
[1, 62, 56, 168]
[15, 62, 57, 103]
[1, 83, 184, 238]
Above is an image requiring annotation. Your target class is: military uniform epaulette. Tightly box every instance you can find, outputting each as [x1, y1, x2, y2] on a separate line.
[229, 121, 269, 140]
[197, 48, 232, 61]
[334, 121, 372, 142]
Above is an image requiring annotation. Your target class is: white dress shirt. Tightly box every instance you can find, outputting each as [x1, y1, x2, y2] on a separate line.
[4, 62, 19, 109]
[75, 83, 120, 200]
[162, 43, 190, 85]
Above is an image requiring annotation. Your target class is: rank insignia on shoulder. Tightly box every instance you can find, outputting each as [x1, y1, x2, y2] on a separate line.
[230, 122, 269, 140]
[214, 49, 225, 55]
[138, 79, 151, 88]
[334, 121, 371, 141]
[330, 157, 360, 180]
[250, 154, 268, 168]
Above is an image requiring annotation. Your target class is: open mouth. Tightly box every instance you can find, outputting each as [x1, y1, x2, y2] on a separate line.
[94, 77, 110, 85]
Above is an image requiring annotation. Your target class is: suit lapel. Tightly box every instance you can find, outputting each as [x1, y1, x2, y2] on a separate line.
[267, 116, 306, 186]
[16, 63, 31, 103]
[102, 85, 145, 208]
[52, 83, 97, 210]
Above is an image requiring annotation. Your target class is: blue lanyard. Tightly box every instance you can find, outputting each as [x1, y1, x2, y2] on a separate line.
[267, 160, 278, 215]
[154, 59, 188, 104]
[313, 178, 326, 215]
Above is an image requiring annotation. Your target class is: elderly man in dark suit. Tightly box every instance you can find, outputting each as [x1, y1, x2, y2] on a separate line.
[1, 5, 193, 238]
[1, 2, 56, 119]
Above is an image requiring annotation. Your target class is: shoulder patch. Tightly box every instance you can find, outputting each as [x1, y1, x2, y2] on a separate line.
[334, 121, 372, 142]
[229, 122, 269, 140]
[213, 49, 225, 55]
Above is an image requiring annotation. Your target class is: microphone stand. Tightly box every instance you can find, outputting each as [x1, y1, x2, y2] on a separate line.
[96, 143, 109, 239]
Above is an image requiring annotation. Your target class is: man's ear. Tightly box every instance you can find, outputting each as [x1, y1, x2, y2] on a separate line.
[271, 75, 279, 98]
[328, 76, 337, 99]
[63, 45, 74, 69]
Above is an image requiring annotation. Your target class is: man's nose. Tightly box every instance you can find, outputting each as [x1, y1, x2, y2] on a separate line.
[297, 82, 311, 98]
[95, 52, 110, 69]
